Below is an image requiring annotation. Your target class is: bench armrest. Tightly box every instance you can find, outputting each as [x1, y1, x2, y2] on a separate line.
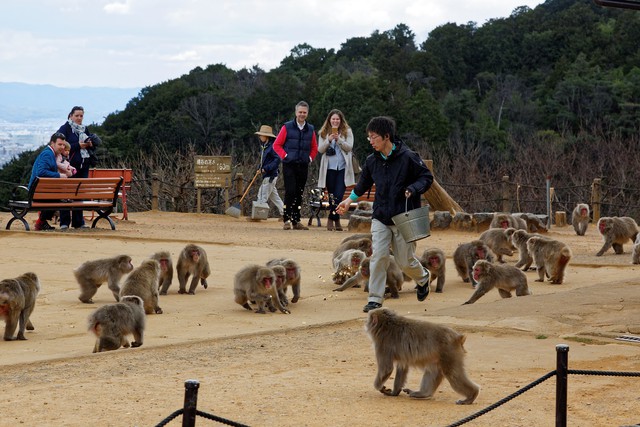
[10, 185, 29, 201]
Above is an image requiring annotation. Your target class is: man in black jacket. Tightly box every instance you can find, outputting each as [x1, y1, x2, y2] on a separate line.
[336, 116, 433, 312]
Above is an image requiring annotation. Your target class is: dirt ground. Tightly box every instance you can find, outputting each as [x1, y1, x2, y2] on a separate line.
[0, 209, 639, 427]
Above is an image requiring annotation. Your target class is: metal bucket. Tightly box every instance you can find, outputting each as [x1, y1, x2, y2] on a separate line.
[391, 201, 430, 243]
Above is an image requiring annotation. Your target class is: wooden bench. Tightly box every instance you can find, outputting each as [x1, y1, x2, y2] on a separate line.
[88, 168, 133, 220]
[6, 177, 124, 231]
[308, 185, 376, 227]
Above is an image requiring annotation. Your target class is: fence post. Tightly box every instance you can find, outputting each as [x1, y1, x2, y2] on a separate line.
[501, 175, 510, 212]
[152, 173, 159, 211]
[555, 344, 569, 427]
[591, 178, 601, 223]
[182, 379, 200, 427]
[234, 173, 244, 212]
[546, 176, 552, 229]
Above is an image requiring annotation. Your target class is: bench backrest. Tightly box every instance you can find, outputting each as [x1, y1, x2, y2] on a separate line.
[30, 177, 123, 204]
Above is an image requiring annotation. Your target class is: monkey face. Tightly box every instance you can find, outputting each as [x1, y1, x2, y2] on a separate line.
[475, 247, 485, 259]
[429, 256, 440, 268]
[262, 276, 273, 289]
[580, 208, 588, 217]
[598, 220, 607, 234]
[472, 267, 481, 282]
[159, 259, 169, 271]
[286, 267, 297, 280]
[351, 256, 362, 268]
[191, 250, 200, 262]
[500, 221, 509, 229]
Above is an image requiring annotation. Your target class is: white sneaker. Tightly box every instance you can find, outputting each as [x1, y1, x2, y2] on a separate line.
[60, 225, 69, 231]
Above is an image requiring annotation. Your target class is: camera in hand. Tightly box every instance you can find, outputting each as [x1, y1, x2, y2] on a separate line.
[326, 146, 336, 156]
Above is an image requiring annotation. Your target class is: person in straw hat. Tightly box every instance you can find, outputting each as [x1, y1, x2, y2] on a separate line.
[254, 124, 284, 219]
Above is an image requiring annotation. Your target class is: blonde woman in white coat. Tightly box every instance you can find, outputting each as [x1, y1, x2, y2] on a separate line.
[317, 109, 356, 231]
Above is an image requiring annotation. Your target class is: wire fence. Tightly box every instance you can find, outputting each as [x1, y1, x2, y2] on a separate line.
[157, 344, 640, 427]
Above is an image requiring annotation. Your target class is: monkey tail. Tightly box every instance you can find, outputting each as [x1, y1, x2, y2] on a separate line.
[558, 248, 572, 267]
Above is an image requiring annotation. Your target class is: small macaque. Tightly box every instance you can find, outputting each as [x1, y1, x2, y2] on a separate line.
[120, 259, 163, 314]
[479, 227, 516, 263]
[234, 265, 290, 314]
[87, 295, 145, 352]
[527, 236, 572, 284]
[334, 256, 404, 299]
[463, 260, 530, 304]
[268, 265, 289, 307]
[490, 213, 527, 230]
[365, 307, 480, 404]
[631, 234, 640, 264]
[74, 255, 134, 303]
[595, 216, 639, 256]
[332, 237, 373, 260]
[510, 229, 546, 271]
[176, 244, 211, 294]
[0, 272, 40, 341]
[340, 233, 372, 244]
[332, 249, 366, 285]
[571, 203, 590, 236]
[266, 258, 301, 303]
[419, 248, 446, 292]
[516, 213, 548, 233]
[150, 251, 173, 295]
[453, 240, 495, 286]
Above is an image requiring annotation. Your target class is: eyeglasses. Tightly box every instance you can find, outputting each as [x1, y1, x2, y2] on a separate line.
[367, 134, 381, 142]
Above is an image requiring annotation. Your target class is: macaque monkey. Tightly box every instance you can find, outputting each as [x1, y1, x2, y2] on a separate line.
[0, 272, 40, 341]
[595, 216, 639, 256]
[150, 251, 173, 295]
[332, 237, 373, 260]
[419, 248, 446, 292]
[234, 265, 290, 314]
[632, 234, 640, 265]
[516, 213, 548, 233]
[453, 240, 495, 286]
[365, 307, 480, 404]
[332, 249, 367, 285]
[571, 203, 590, 236]
[510, 229, 545, 271]
[340, 233, 372, 244]
[268, 265, 289, 307]
[266, 258, 301, 303]
[334, 256, 403, 298]
[527, 236, 572, 284]
[87, 295, 145, 352]
[463, 260, 531, 304]
[490, 213, 526, 230]
[479, 227, 516, 263]
[176, 244, 211, 294]
[120, 259, 163, 314]
[74, 255, 134, 303]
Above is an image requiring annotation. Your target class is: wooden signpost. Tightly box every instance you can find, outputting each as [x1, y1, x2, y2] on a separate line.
[194, 156, 232, 213]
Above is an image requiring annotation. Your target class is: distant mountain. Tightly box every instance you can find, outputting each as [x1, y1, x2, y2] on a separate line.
[0, 82, 141, 124]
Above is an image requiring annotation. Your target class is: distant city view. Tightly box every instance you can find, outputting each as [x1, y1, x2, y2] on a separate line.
[0, 119, 61, 166]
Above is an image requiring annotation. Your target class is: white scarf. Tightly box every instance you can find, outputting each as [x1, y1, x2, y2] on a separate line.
[69, 119, 90, 159]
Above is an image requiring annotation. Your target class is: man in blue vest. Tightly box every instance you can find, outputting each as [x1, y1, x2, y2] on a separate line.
[273, 101, 318, 230]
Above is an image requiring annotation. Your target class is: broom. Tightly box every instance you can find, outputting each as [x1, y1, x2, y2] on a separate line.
[225, 170, 261, 218]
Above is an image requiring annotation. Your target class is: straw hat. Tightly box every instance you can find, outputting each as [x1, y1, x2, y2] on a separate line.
[255, 125, 276, 138]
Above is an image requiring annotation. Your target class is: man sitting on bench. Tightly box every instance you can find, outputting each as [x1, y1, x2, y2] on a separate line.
[28, 132, 69, 231]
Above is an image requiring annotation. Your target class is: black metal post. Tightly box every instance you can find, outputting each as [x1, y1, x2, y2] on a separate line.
[555, 344, 569, 427]
[182, 380, 200, 427]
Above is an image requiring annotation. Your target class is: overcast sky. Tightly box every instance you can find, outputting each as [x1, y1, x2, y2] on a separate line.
[0, 0, 545, 89]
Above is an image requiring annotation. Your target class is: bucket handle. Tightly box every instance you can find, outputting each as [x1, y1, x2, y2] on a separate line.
[403, 195, 415, 214]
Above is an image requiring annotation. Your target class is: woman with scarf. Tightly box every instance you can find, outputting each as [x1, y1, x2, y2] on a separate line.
[57, 106, 99, 229]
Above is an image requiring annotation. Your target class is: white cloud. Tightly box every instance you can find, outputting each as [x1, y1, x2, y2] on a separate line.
[104, 1, 130, 15]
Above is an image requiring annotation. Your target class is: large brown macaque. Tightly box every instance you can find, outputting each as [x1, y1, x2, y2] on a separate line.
[150, 251, 173, 295]
[479, 227, 516, 263]
[176, 244, 211, 294]
[87, 295, 146, 352]
[331, 249, 367, 285]
[365, 308, 480, 404]
[0, 272, 40, 341]
[453, 240, 495, 286]
[595, 216, 639, 256]
[340, 233, 372, 244]
[74, 255, 134, 303]
[571, 203, 590, 236]
[419, 248, 446, 292]
[334, 256, 404, 299]
[463, 260, 531, 304]
[234, 265, 290, 314]
[332, 237, 373, 260]
[526, 236, 572, 284]
[120, 259, 163, 314]
[490, 213, 527, 230]
[266, 258, 301, 303]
